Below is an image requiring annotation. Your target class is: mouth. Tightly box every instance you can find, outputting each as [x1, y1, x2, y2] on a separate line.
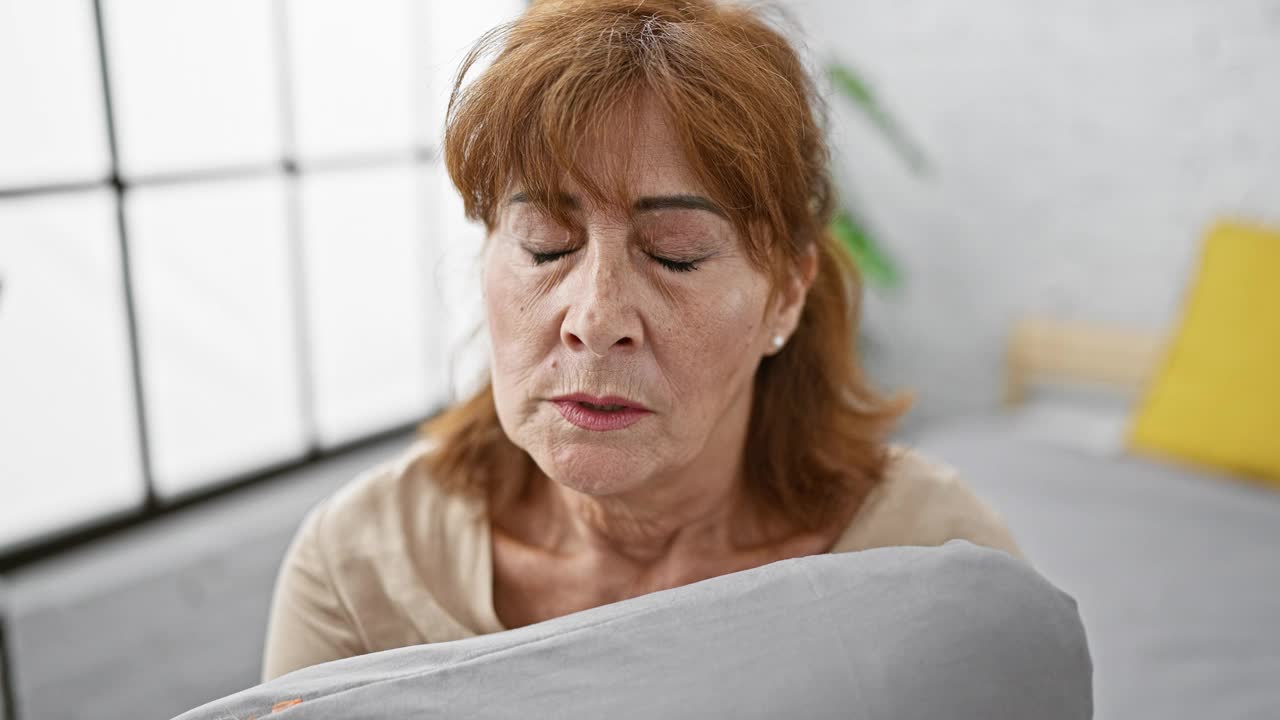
[549, 393, 652, 431]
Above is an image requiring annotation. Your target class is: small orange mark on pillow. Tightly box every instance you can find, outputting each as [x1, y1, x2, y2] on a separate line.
[271, 698, 303, 713]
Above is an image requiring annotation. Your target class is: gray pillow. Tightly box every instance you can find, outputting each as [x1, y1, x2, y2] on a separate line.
[175, 540, 1091, 719]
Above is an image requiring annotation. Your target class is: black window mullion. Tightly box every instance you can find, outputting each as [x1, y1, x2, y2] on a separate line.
[0, 179, 107, 200]
[91, 0, 157, 515]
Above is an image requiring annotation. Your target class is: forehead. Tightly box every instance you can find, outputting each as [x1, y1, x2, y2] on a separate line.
[565, 98, 707, 203]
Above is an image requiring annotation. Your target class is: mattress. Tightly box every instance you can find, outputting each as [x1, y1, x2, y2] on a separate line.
[912, 414, 1280, 720]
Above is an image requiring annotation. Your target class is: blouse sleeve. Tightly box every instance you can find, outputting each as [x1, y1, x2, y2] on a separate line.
[939, 476, 1027, 562]
[261, 500, 366, 682]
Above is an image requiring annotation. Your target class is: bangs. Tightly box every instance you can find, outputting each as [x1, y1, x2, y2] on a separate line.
[443, 0, 832, 274]
[505, 80, 653, 231]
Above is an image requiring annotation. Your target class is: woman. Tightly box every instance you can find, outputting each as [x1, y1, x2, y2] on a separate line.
[261, 0, 1022, 683]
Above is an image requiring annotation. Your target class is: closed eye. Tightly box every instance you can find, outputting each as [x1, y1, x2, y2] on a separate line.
[650, 254, 699, 273]
[529, 249, 572, 265]
[528, 249, 701, 273]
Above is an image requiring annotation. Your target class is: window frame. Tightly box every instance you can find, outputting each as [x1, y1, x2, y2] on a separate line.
[0, 0, 509, 571]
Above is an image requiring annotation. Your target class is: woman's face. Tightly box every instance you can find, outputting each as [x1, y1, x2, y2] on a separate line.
[483, 102, 803, 498]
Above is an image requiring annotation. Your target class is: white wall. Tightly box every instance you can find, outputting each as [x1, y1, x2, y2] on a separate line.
[784, 0, 1280, 422]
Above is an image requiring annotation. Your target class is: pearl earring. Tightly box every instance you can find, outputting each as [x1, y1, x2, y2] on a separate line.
[771, 334, 785, 350]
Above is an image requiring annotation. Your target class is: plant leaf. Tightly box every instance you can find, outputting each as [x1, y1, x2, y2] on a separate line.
[830, 211, 901, 289]
[828, 62, 927, 175]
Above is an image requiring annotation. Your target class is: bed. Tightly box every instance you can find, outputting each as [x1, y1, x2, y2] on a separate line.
[909, 317, 1280, 719]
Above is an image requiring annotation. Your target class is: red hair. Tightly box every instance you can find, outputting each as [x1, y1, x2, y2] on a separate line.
[418, 0, 909, 532]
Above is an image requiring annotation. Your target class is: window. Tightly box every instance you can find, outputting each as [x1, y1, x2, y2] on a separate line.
[0, 0, 525, 558]
[284, 0, 418, 160]
[102, 0, 283, 178]
[0, 191, 144, 549]
[297, 166, 438, 448]
[126, 177, 307, 496]
[0, 0, 110, 188]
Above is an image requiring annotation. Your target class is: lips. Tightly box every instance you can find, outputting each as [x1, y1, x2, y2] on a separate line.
[549, 393, 652, 431]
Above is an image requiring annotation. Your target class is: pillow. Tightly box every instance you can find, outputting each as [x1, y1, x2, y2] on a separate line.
[174, 542, 1091, 720]
[1129, 219, 1280, 487]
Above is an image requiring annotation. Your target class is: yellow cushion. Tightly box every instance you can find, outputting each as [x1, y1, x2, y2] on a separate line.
[1129, 219, 1280, 487]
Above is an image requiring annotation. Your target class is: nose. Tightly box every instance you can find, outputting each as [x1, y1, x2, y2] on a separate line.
[560, 246, 643, 357]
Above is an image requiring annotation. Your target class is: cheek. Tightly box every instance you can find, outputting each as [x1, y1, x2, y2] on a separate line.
[663, 281, 765, 390]
[484, 257, 554, 394]
[483, 267, 519, 346]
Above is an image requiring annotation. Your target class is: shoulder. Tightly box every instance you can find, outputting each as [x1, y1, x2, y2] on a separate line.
[305, 436, 480, 560]
[266, 437, 487, 673]
[833, 445, 1025, 559]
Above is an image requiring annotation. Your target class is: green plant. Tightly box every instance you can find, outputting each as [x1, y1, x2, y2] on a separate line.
[826, 61, 927, 291]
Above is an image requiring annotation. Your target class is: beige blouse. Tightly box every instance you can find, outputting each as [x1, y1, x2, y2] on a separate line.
[261, 438, 1023, 682]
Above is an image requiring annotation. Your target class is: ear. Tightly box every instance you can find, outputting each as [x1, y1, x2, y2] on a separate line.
[766, 243, 819, 354]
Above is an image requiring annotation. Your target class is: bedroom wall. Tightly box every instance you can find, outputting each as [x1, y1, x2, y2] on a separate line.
[783, 0, 1280, 423]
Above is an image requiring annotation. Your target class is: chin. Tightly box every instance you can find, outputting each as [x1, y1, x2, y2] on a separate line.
[540, 442, 653, 497]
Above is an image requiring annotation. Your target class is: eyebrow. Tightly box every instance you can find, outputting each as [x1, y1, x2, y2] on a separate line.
[507, 191, 725, 218]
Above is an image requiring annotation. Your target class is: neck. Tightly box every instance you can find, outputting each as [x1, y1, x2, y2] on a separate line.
[545, 462, 759, 564]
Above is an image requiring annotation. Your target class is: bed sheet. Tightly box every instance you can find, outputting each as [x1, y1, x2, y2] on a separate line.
[913, 415, 1280, 720]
